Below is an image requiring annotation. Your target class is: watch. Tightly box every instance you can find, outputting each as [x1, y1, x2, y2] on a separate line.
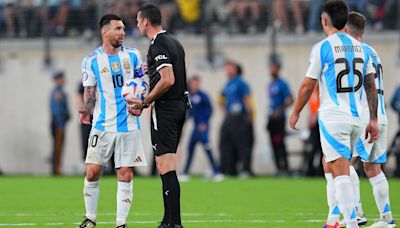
[142, 102, 149, 109]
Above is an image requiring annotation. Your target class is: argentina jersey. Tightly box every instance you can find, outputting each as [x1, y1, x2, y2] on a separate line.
[81, 46, 145, 132]
[306, 32, 375, 126]
[360, 43, 387, 125]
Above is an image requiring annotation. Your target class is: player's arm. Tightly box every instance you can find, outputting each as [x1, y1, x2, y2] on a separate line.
[79, 57, 97, 124]
[364, 72, 379, 142]
[143, 66, 175, 105]
[289, 78, 317, 130]
[290, 43, 321, 130]
[82, 86, 96, 113]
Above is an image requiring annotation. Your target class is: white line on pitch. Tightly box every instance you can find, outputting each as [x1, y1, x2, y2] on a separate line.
[0, 219, 327, 226]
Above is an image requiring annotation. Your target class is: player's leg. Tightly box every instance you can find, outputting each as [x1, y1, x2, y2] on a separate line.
[323, 157, 340, 227]
[114, 129, 147, 227]
[200, 129, 221, 178]
[183, 129, 197, 176]
[115, 167, 134, 227]
[348, 162, 367, 224]
[82, 164, 102, 224]
[320, 121, 358, 228]
[364, 125, 396, 227]
[79, 129, 115, 227]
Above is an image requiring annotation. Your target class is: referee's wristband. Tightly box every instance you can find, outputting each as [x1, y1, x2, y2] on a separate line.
[142, 102, 149, 109]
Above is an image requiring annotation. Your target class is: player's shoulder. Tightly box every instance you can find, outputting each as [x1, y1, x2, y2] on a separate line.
[310, 39, 326, 54]
[362, 42, 379, 57]
[82, 47, 101, 65]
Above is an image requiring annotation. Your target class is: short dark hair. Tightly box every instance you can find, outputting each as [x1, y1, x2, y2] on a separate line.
[99, 14, 123, 29]
[347, 11, 366, 36]
[138, 4, 161, 26]
[190, 75, 200, 81]
[322, 0, 349, 30]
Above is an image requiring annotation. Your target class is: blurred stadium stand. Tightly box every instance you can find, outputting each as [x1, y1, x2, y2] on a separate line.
[0, 0, 399, 176]
[0, 0, 398, 38]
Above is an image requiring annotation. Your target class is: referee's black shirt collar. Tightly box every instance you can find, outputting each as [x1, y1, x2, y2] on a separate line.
[151, 30, 167, 44]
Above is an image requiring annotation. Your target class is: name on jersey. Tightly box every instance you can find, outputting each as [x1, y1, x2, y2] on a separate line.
[155, 55, 168, 61]
[334, 45, 362, 54]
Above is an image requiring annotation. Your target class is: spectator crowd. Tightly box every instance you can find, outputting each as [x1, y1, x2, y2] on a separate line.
[0, 0, 398, 38]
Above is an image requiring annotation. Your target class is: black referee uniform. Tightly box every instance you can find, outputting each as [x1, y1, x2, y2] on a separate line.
[147, 30, 187, 228]
[147, 30, 187, 156]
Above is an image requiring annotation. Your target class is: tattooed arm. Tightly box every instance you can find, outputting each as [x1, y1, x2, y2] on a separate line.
[364, 73, 378, 120]
[79, 86, 96, 124]
[364, 73, 379, 143]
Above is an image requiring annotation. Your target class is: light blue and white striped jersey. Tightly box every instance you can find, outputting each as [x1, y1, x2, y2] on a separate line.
[360, 43, 387, 125]
[306, 32, 375, 126]
[81, 46, 144, 132]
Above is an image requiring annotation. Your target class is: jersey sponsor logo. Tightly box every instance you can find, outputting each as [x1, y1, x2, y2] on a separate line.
[101, 67, 110, 73]
[82, 72, 88, 81]
[112, 62, 120, 72]
[123, 59, 131, 71]
[155, 55, 167, 61]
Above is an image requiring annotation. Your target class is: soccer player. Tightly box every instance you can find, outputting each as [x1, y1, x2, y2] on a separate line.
[344, 11, 396, 228]
[181, 75, 222, 181]
[78, 14, 147, 228]
[128, 4, 187, 228]
[289, 1, 379, 228]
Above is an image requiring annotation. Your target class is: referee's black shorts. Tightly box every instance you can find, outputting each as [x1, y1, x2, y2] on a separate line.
[151, 100, 186, 156]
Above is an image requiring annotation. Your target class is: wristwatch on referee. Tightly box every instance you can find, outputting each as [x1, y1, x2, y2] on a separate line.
[142, 102, 149, 109]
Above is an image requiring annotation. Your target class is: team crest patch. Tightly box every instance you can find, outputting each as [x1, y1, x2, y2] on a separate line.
[112, 62, 120, 72]
[82, 72, 88, 81]
[123, 59, 131, 71]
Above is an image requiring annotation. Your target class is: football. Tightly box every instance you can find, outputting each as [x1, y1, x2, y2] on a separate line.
[121, 78, 149, 101]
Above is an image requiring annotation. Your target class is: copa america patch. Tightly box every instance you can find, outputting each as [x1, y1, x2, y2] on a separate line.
[82, 72, 88, 81]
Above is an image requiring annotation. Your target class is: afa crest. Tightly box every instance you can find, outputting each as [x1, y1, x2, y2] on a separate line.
[112, 62, 120, 72]
[123, 59, 131, 71]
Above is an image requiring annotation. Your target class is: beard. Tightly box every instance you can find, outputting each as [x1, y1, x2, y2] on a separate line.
[111, 39, 123, 48]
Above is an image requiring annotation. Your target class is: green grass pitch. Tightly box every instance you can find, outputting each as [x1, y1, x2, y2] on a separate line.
[0, 176, 398, 227]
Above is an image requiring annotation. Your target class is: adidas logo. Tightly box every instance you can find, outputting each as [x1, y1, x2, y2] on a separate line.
[122, 198, 131, 204]
[101, 67, 109, 73]
[84, 193, 92, 197]
[134, 156, 143, 163]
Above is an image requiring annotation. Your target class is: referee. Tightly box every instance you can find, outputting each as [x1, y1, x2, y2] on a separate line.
[128, 4, 187, 228]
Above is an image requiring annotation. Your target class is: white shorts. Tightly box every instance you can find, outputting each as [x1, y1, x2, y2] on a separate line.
[353, 124, 387, 163]
[85, 128, 147, 168]
[319, 120, 363, 163]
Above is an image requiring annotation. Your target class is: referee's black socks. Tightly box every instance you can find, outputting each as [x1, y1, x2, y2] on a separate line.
[161, 171, 182, 226]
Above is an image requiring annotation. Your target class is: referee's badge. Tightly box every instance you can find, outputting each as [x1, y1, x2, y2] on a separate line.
[112, 62, 120, 72]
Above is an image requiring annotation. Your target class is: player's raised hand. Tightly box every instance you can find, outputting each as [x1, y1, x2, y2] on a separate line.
[79, 109, 91, 125]
[365, 119, 379, 143]
[289, 112, 300, 130]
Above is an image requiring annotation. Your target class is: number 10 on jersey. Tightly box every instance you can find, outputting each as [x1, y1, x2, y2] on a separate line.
[112, 74, 124, 88]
